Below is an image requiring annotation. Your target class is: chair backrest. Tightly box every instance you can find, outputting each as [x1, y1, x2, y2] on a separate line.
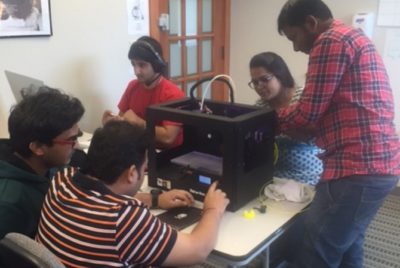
[0, 233, 65, 268]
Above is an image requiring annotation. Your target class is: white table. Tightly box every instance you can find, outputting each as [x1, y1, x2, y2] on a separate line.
[145, 177, 310, 268]
[186, 197, 309, 267]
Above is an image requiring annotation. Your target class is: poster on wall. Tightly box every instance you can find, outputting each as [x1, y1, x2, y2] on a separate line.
[127, 0, 149, 36]
[0, 0, 52, 38]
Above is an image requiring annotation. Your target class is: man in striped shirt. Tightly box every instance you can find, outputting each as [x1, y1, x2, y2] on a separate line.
[37, 120, 229, 267]
[277, 0, 400, 267]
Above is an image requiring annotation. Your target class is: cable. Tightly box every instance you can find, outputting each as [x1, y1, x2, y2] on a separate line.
[200, 74, 236, 112]
[254, 179, 273, 213]
[189, 77, 235, 102]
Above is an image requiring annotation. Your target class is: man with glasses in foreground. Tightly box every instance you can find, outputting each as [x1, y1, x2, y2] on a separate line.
[0, 87, 85, 239]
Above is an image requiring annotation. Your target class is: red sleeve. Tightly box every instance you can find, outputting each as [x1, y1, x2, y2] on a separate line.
[159, 81, 185, 126]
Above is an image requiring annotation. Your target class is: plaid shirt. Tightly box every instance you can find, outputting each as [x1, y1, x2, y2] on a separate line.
[278, 20, 400, 180]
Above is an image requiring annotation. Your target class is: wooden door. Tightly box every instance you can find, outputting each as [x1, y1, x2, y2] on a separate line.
[149, 0, 230, 101]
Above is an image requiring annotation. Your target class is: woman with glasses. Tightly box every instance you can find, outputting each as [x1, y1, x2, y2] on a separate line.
[249, 52, 322, 185]
[249, 52, 300, 109]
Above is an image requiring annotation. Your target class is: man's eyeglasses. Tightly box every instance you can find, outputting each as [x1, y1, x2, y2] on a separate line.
[248, 74, 274, 89]
[52, 130, 83, 147]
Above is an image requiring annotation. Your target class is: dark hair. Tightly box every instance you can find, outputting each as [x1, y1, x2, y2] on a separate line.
[84, 121, 150, 185]
[249, 52, 295, 89]
[277, 0, 333, 34]
[8, 87, 84, 157]
[128, 36, 167, 75]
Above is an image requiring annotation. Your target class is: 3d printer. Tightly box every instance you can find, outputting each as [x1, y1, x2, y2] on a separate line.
[147, 78, 277, 211]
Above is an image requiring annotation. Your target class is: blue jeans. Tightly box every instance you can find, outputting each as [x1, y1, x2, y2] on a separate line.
[291, 174, 399, 268]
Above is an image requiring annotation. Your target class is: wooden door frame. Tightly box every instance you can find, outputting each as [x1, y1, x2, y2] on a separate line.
[148, 0, 231, 102]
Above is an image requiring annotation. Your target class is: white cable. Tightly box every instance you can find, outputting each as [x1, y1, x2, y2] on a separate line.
[200, 74, 236, 111]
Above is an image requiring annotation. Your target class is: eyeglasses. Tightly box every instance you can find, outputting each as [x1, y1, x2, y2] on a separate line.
[52, 130, 83, 147]
[248, 74, 274, 89]
[52, 139, 77, 147]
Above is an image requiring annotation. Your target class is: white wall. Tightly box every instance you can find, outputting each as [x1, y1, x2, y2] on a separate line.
[0, 0, 137, 137]
[1, 1, 398, 137]
[230, 0, 400, 132]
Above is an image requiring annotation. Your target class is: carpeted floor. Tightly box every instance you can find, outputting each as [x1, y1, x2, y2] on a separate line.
[364, 188, 400, 268]
[186, 188, 400, 268]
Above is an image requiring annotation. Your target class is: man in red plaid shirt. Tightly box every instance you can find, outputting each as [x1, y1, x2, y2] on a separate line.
[276, 0, 400, 267]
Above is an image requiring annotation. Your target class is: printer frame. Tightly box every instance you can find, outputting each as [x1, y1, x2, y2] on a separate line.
[147, 98, 276, 212]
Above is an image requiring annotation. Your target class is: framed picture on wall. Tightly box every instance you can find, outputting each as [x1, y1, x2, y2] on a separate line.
[0, 0, 52, 38]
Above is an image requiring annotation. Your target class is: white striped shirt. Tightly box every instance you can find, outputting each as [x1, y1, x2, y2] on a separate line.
[36, 167, 177, 268]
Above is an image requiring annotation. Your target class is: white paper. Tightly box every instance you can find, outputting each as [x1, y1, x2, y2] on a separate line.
[127, 0, 149, 36]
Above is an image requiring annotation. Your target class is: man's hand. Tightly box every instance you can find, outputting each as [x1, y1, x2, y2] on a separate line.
[158, 189, 195, 210]
[285, 125, 317, 142]
[202, 182, 229, 217]
[102, 110, 122, 125]
[122, 109, 146, 128]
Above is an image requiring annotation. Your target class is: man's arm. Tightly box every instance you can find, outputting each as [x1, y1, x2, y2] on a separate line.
[135, 189, 195, 209]
[102, 110, 123, 125]
[278, 39, 352, 133]
[121, 109, 181, 148]
[154, 124, 181, 148]
[162, 182, 229, 266]
[285, 124, 318, 141]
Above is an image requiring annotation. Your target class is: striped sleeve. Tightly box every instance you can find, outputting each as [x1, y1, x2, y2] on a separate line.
[37, 171, 124, 267]
[116, 204, 177, 266]
[37, 170, 178, 267]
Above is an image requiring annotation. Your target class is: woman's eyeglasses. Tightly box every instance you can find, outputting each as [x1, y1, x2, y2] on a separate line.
[248, 74, 274, 89]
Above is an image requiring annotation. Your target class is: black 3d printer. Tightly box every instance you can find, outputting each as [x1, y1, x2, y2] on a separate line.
[147, 77, 277, 211]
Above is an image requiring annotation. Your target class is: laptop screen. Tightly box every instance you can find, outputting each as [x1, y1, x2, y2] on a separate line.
[4, 70, 45, 103]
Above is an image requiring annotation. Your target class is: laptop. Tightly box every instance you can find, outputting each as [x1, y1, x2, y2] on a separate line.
[5, 70, 45, 103]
